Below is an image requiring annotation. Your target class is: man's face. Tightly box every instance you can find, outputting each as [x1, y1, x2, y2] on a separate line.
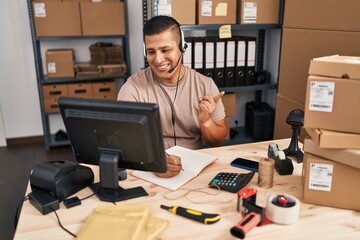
[144, 30, 182, 83]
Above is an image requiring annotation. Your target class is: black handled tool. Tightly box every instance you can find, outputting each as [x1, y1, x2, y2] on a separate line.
[160, 205, 221, 224]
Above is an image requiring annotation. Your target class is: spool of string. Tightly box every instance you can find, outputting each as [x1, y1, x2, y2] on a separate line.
[257, 158, 275, 189]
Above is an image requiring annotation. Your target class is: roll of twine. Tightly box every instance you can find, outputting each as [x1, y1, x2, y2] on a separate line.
[257, 157, 275, 189]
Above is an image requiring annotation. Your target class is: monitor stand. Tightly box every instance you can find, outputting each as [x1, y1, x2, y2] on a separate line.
[90, 183, 148, 203]
[90, 151, 148, 202]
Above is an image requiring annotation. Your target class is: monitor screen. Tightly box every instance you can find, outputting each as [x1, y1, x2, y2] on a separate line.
[58, 97, 167, 202]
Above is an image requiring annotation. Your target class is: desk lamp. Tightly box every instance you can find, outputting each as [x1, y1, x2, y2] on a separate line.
[283, 109, 304, 163]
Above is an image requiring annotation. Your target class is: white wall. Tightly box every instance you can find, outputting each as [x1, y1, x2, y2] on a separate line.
[0, 0, 144, 139]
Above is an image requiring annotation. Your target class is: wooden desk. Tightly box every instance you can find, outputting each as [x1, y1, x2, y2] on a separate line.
[15, 139, 360, 240]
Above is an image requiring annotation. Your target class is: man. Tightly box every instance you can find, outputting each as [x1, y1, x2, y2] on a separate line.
[118, 16, 227, 178]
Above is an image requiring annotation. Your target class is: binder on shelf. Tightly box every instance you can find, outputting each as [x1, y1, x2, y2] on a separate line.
[235, 36, 246, 87]
[245, 37, 256, 85]
[214, 38, 226, 88]
[193, 37, 204, 74]
[225, 38, 236, 87]
[204, 37, 215, 79]
[183, 37, 193, 69]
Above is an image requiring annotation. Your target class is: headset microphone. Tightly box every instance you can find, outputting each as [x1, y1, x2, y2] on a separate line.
[168, 53, 183, 74]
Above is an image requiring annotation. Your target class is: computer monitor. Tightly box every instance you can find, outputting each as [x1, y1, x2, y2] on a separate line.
[58, 97, 167, 202]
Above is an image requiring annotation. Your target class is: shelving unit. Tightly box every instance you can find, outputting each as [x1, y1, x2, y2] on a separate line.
[27, 0, 131, 150]
[143, 0, 284, 145]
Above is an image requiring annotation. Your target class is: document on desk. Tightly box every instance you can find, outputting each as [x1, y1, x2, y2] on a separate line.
[131, 146, 217, 191]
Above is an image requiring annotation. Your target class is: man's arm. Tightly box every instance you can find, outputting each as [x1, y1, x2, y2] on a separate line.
[198, 92, 227, 147]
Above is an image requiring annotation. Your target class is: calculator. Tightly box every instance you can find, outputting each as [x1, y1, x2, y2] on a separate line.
[208, 171, 255, 193]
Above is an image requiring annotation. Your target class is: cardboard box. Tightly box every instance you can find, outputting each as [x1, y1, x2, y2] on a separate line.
[32, 2, 81, 37]
[67, 83, 93, 98]
[151, 0, 196, 25]
[303, 152, 360, 211]
[304, 75, 360, 134]
[309, 55, 360, 80]
[46, 49, 75, 78]
[284, 0, 360, 32]
[43, 98, 60, 113]
[198, 0, 237, 25]
[92, 81, 117, 99]
[304, 138, 360, 169]
[238, 0, 280, 24]
[273, 93, 307, 142]
[305, 128, 360, 149]
[42, 84, 68, 99]
[80, 2, 125, 36]
[225, 117, 231, 140]
[278, 28, 360, 104]
[222, 93, 236, 117]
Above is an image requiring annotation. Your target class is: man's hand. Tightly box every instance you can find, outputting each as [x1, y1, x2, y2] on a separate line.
[154, 154, 182, 178]
[198, 91, 225, 125]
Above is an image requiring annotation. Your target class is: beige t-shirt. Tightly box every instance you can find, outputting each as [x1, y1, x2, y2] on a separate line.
[117, 66, 225, 150]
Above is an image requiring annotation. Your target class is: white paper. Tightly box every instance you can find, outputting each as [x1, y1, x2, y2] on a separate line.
[243, 2, 257, 23]
[47, 62, 56, 73]
[34, 3, 46, 18]
[131, 146, 217, 191]
[309, 162, 333, 192]
[309, 81, 335, 112]
[201, 0, 212, 17]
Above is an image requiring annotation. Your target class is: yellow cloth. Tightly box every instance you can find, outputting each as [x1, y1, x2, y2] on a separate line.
[77, 205, 168, 240]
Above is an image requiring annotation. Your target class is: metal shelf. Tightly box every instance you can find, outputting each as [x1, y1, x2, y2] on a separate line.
[181, 24, 282, 31]
[27, 0, 131, 151]
[220, 83, 277, 93]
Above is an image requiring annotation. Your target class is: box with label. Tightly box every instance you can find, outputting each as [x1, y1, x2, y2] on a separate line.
[303, 152, 360, 211]
[304, 138, 360, 169]
[80, 2, 125, 36]
[198, 0, 237, 25]
[92, 81, 117, 99]
[67, 83, 93, 98]
[46, 49, 75, 78]
[151, 0, 196, 25]
[32, 2, 81, 37]
[304, 76, 360, 134]
[238, 0, 280, 24]
[305, 128, 360, 149]
[222, 93, 236, 117]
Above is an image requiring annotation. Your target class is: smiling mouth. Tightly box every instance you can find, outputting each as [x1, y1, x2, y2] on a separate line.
[155, 63, 170, 71]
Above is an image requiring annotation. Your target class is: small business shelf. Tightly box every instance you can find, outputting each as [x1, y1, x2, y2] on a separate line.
[220, 83, 277, 93]
[36, 35, 126, 41]
[181, 24, 282, 31]
[41, 75, 126, 84]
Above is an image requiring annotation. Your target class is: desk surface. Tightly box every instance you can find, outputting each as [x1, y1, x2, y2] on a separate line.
[15, 139, 360, 240]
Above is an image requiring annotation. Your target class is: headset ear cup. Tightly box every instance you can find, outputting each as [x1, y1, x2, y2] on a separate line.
[143, 42, 146, 58]
[180, 28, 187, 52]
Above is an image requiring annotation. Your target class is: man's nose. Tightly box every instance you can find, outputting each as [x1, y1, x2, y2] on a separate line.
[154, 52, 165, 63]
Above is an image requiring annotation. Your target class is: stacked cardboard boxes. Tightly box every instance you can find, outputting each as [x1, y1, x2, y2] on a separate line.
[32, 1, 125, 37]
[148, 0, 280, 25]
[42, 81, 117, 113]
[274, 0, 360, 141]
[302, 55, 360, 211]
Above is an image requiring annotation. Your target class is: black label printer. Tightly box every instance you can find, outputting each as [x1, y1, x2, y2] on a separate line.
[29, 160, 94, 214]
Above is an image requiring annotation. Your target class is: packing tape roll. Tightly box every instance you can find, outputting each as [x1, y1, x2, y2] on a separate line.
[275, 150, 286, 160]
[265, 194, 300, 225]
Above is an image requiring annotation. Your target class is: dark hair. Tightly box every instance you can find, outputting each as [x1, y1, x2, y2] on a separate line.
[143, 15, 182, 50]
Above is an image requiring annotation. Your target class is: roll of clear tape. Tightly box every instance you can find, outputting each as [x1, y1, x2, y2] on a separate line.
[265, 194, 300, 225]
[275, 150, 286, 160]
